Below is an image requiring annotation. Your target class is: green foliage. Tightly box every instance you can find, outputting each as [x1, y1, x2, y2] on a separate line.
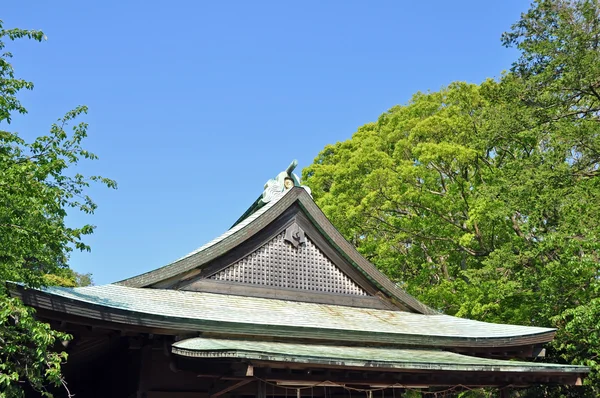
[0, 297, 71, 398]
[305, 79, 599, 321]
[0, 23, 44, 124]
[502, 0, 600, 124]
[43, 270, 93, 288]
[554, 294, 600, 388]
[305, 1, 600, 395]
[0, 104, 116, 288]
[0, 20, 113, 397]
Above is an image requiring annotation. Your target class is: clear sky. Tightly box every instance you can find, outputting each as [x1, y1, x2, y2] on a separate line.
[3, 1, 529, 285]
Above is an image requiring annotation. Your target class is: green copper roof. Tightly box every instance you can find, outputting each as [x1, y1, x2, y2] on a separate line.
[172, 338, 588, 374]
[25, 284, 555, 348]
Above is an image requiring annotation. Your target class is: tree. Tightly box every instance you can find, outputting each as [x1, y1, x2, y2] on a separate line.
[43, 270, 93, 288]
[304, 1, 600, 394]
[502, 0, 600, 125]
[305, 80, 600, 398]
[0, 21, 115, 397]
[502, 0, 600, 392]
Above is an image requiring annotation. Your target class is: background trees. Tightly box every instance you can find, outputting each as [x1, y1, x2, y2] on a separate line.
[0, 22, 113, 397]
[305, 0, 600, 395]
[2, 0, 599, 396]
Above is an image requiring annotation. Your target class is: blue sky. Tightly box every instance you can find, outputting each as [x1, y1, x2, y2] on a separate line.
[3, 1, 529, 284]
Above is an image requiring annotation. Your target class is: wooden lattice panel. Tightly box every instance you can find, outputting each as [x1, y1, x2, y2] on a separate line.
[209, 232, 368, 295]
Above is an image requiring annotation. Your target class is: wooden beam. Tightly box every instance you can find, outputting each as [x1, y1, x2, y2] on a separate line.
[210, 379, 254, 398]
[231, 363, 254, 377]
[147, 393, 209, 398]
[252, 368, 585, 388]
[181, 279, 390, 310]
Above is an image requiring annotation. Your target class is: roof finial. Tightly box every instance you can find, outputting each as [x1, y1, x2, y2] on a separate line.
[261, 159, 311, 204]
[285, 159, 298, 175]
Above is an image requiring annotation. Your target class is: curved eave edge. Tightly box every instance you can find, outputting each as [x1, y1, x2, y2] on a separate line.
[8, 283, 557, 349]
[170, 348, 589, 375]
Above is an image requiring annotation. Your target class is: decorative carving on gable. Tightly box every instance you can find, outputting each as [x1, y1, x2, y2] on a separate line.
[284, 223, 306, 248]
[209, 232, 368, 296]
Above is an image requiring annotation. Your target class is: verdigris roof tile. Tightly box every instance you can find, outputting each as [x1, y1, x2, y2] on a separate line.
[172, 337, 588, 373]
[33, 284, 554, 347]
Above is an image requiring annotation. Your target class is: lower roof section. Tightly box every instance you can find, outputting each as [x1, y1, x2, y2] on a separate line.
[172, 337, 588, 376]
[12, 283, 556, 349]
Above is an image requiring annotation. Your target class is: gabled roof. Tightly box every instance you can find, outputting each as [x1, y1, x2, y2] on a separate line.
[11, 283, 556, 349]
[116, 188, 435, 314]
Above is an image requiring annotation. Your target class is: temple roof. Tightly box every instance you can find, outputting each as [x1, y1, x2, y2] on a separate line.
[172, 337, 586, 374]
[12, 283, 556, 349]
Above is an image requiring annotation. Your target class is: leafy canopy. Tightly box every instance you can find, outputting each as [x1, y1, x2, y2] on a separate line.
[0, 20, 114, 397]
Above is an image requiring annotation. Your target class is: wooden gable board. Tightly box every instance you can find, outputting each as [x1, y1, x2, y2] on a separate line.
[161, 203, 398, 310]
[177, 216, 400, 309]
[206, 231, 369, 296]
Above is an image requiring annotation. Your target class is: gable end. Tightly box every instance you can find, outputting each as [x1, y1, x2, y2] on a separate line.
[208, 229, 369, 296]
[118, 188, 434, 314]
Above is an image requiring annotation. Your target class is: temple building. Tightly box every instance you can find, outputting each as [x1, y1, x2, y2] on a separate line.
[11, 162, 589, 397]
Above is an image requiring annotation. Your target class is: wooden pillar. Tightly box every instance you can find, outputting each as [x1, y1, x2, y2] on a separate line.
[137, 342, 153, 398]
[257, 380, 267, 398]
